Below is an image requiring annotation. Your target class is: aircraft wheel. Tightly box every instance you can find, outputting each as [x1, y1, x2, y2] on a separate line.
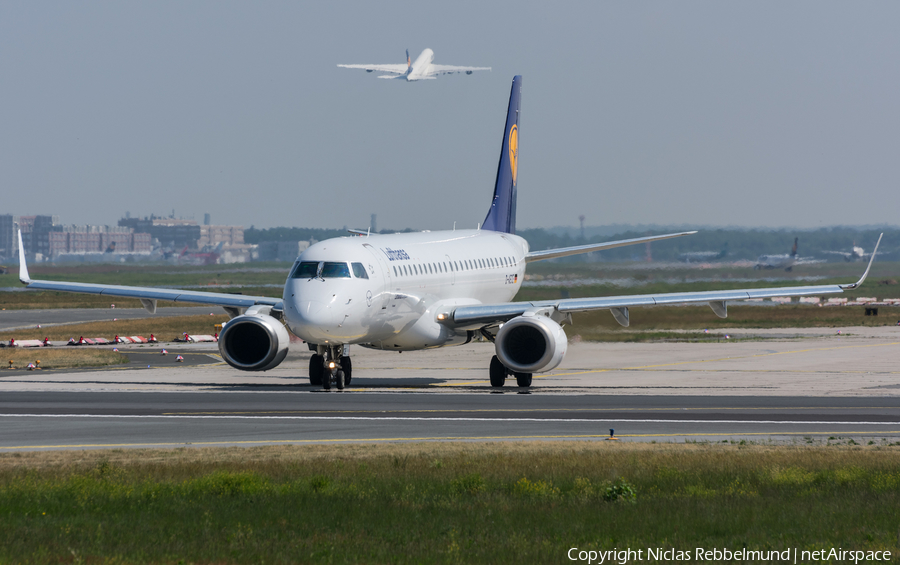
[489, 355, 506, 388]
[336, 370, 345, 390]
[340, 355, 352, 386]
[323, 369, 332, 390]
[515, 372, 533, 387]
[309, 355, 324, 386]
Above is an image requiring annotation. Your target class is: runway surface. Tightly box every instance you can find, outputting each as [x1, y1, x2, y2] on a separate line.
[2, 392, 899, 450]
[1, 325, 899, 450]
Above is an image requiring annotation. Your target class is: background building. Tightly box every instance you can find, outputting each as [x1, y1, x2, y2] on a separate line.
[118, 216, 202, 250]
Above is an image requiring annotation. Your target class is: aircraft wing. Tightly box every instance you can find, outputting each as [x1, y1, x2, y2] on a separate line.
[337, 64, 409, 74]
[525, 231, 697, 262]
[429, 65, 491, 76]
[16, 231, 281, 314]
[444, 233, 882, 328]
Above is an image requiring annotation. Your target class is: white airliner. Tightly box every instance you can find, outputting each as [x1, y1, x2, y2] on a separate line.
[338, 49, 490, 81]
[823, 244, 870, 262]
[753, 238, 825, 271]
[755, 238, 800, 271]
[17, 76, 881, 390]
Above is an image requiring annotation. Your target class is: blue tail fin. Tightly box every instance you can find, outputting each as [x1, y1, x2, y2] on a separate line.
[482, 75, 522, 234]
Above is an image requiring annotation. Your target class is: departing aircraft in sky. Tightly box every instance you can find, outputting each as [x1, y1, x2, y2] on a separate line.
[17, 76, 881, 390]
[338, 48, 490, 81]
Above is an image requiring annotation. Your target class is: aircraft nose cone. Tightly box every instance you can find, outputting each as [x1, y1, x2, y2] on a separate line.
[296, 300, 335, 329]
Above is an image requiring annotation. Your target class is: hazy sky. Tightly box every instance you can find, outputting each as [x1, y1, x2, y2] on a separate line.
[2, 2, 899, 231]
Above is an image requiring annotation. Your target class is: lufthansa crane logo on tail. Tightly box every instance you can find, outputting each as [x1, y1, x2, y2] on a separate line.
[508, 124, 518, 185]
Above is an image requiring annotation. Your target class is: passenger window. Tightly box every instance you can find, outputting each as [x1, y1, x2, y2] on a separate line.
[291, 261, 320, 279]
[351, 263, 369, 279]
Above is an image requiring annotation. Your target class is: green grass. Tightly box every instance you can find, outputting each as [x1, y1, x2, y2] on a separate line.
[565, 305, 900, 340]
[0, 442, 897, 563]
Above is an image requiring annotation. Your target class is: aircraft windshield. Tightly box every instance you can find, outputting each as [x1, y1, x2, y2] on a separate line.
[290, 261, 352, 279]
[321, 262, 351, 278]
[291, 262, 319, 279]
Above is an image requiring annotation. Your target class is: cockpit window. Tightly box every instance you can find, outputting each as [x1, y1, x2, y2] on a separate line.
[291, 261, 319, 279]
[291, 261, 352, 279]
[321, 262, 351, 278]
[351, 262, 368, 279]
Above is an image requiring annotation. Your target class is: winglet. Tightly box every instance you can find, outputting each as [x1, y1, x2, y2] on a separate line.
[840, 232, 882, 290]
[406, 49, 410, 68]
[17, 230, 31, 284]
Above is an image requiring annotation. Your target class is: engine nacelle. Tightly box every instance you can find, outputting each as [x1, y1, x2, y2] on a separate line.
[218, 313, 290, 371]
[495, 314, 568, 373]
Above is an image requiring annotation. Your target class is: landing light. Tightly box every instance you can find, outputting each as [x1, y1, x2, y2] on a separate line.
[329, 362, 335, 369]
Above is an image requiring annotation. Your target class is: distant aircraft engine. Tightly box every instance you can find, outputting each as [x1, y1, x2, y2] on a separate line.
[495, 315, 567, 373]
[218, 311, 290, 371]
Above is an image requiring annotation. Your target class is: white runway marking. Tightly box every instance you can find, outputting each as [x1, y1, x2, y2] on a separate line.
[2, 414, 899, 426]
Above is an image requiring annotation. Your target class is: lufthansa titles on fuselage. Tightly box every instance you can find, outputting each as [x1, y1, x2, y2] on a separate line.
[383, 248, 410, 261]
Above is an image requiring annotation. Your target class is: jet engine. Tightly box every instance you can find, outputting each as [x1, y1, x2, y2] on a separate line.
[218, 310, 290, 371]
[495, 314, 567, 373]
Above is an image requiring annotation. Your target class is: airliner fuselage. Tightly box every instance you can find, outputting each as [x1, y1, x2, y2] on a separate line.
[284, 229, 526, 349]
[406, 48, 435, 81]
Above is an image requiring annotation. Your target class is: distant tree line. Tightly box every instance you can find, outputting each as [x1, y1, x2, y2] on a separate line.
[519, 227, 897, 262]
[246, 226, 898, 262]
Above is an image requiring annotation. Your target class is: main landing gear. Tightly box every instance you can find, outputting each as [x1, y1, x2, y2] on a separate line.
[309, 345, 352, 391]
[489, 355, 532, 388]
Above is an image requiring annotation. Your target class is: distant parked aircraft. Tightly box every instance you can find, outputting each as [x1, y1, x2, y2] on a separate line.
[338, 49, 490, 81]
[179, 242, 225, 266]
[823, 244, 870, 262]
[678, 243, 728, 263]
[755, 238, 800, 271]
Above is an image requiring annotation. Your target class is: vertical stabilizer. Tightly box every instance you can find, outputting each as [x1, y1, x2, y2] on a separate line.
[482, 75, 522, 234]
[791, 238, 798, 258]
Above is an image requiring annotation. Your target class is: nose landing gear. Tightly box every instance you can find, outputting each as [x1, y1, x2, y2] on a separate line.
[309, 345, 353, 390]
